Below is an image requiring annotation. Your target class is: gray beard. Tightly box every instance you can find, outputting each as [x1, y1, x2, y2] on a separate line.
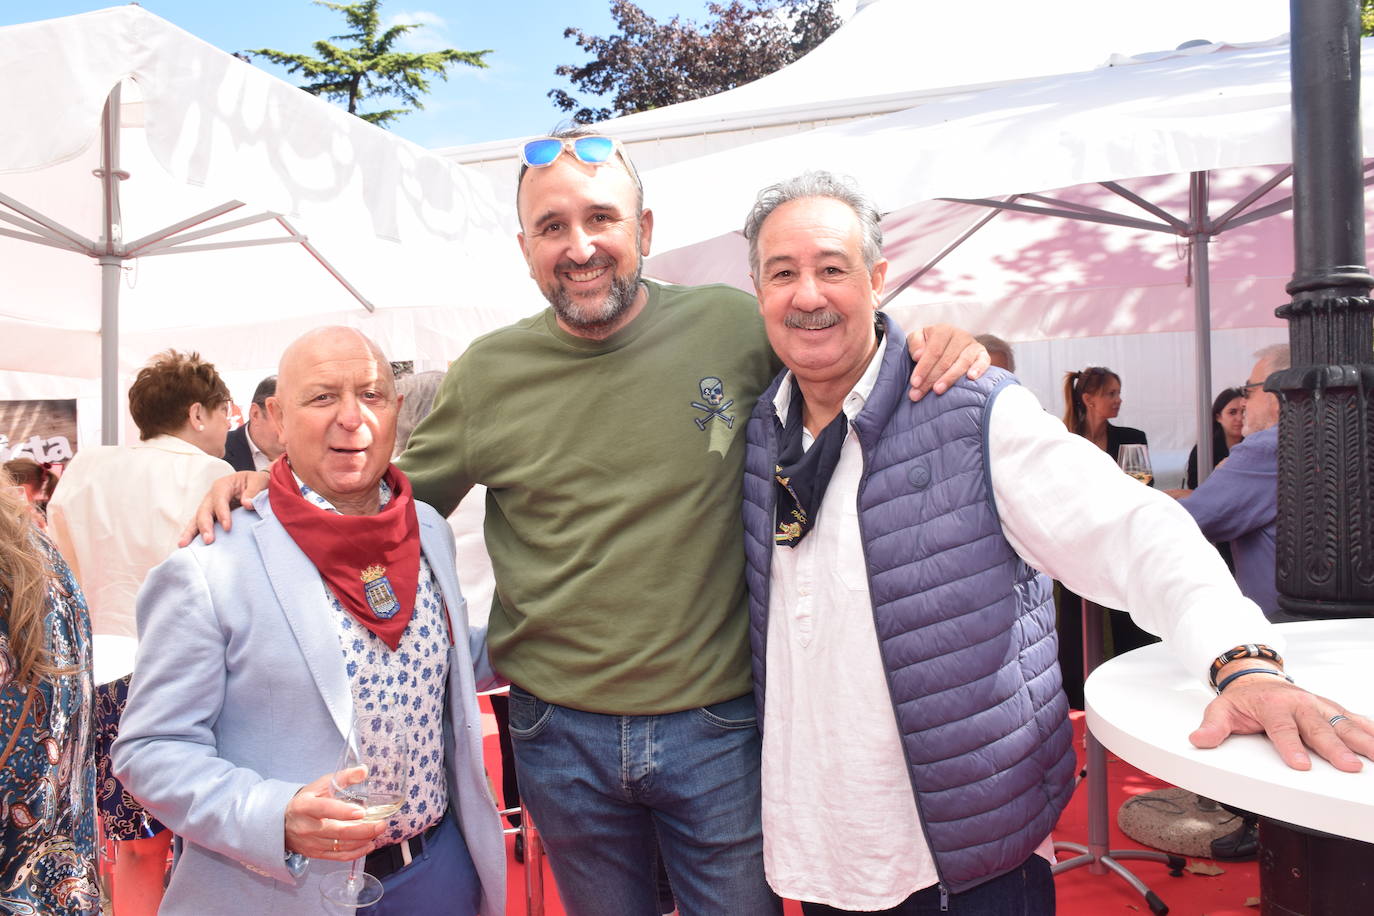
[549, 265, 643, 336]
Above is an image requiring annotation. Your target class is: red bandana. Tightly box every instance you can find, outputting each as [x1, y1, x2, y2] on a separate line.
[268, 458, 421, 650]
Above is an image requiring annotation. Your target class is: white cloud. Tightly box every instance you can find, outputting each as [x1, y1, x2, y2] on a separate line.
[385, 9, 456, 53]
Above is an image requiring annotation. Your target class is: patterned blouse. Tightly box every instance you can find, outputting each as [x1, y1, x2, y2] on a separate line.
[298, 480, 450, 845]
[0, 534, 98, 915]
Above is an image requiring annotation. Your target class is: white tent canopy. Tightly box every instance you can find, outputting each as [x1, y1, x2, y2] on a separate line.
[633, 31, 1370, 482]
[0, 6, 541, 443]
[441, 0, 1294, 198]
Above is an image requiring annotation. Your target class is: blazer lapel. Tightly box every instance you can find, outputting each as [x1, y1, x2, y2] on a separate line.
[252, 492, 353, 741]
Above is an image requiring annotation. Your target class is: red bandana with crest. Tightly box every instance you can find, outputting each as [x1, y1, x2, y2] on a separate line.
[268, 457, 420, 650]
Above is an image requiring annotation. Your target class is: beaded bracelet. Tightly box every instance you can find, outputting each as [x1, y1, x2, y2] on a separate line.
[1209, 643, 1284, 689]
[1215, 666, 1294, 694]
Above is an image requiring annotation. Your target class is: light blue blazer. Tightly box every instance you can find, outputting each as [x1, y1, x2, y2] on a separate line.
[112, 491, 506, 915]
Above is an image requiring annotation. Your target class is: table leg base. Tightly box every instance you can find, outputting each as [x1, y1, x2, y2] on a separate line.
[1258, 817, 1374, 916]
[1054, 842, 1183, 915]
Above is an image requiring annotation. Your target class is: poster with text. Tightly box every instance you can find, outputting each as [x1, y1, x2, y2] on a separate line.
[0, 399, 78, 464]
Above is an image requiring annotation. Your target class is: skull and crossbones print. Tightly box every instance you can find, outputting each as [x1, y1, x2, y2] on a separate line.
[692, 377, 735, 430]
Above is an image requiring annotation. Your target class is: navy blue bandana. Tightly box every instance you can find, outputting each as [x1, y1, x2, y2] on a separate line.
[773, 378, 849, 548]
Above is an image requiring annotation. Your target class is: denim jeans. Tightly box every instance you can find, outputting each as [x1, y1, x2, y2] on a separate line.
[507, 687, 781, 916]
[798, 854, 1054, 916]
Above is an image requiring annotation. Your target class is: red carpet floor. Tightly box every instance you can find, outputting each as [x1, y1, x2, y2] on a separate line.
[478, 701, 1259, 915]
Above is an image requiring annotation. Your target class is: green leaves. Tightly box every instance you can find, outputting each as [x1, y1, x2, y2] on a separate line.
[242, 0, 491, 128]
[551, 0, 841, 124]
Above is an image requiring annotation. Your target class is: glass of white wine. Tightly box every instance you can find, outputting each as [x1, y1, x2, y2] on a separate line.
[1117, 443, 1153, 487]
[319, 715, 409, 909]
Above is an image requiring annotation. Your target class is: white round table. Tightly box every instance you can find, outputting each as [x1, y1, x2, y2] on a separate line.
[1086, 618, 1374, 843]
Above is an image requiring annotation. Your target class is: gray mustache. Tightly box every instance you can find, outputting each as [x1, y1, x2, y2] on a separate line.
[783, 311, 841, 330]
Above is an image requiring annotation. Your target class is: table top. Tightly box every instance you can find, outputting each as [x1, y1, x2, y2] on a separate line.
[1086, 618, 1374, 843]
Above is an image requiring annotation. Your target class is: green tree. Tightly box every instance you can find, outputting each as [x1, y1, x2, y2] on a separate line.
[1363, 0, 1374, 36]
[244, 0, 491, 128]
[551, 0, 841, 123]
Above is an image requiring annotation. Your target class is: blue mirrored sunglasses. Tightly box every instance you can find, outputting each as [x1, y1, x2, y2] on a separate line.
[521, 135, 618, 169]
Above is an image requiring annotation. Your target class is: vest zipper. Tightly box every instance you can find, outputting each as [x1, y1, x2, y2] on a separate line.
[853, 439, 950, 901]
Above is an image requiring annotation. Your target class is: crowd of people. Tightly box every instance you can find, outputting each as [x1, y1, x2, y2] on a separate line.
[3, 131, 1372, 916]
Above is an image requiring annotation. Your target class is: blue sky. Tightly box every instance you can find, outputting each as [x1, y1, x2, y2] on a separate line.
[2, 0, 755, 149]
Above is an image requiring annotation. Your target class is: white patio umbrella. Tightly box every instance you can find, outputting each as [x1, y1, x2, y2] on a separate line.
[0, 6, 534, 444]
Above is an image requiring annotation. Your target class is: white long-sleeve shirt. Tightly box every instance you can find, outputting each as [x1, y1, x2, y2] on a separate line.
[763, 336, 1278, 909]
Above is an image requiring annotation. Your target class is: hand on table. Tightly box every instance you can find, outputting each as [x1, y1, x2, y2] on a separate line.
[905, 324, 990, 401]
[177, 470, 270, 547]
[1190, 666, 1374, 773]
[284, 768, 386, 861]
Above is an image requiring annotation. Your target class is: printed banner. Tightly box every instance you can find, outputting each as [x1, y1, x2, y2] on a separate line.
[0, 399, 78, 463]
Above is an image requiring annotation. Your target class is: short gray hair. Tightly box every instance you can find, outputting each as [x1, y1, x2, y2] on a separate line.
[742, 171, 883, 276]
[1255, 343, 1291, 372]
[975, 334, 1015, 372]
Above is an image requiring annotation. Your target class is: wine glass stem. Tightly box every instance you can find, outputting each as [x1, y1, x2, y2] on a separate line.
[347, 858, 362, 892]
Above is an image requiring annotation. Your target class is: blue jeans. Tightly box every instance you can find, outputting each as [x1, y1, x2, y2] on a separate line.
[798, 854, 1055, 916]
[507, 687, 780, 916]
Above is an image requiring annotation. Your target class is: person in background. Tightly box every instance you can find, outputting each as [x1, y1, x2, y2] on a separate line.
[393, 370, 447, 455]
[46, 350, 233, 916]
[3, 457, 58, 528]
[0, 477, 98, 914]
[1185, 387, 1246, 490]
[1057, 365, 1153, 707]
[975, 333, 1015, 372]
[1171, 345, 1289, 622]
[222, 375, 283, 472]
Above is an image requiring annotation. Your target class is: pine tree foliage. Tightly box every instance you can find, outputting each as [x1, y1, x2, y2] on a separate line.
[244, 0, 491, 128]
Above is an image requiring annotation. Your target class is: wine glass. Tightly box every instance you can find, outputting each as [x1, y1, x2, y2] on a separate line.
[319, 716, 409, 909]
[1117, 443, 1153, 487]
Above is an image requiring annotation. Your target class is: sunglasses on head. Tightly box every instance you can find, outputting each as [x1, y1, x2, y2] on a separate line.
[521, 135, 620, 169]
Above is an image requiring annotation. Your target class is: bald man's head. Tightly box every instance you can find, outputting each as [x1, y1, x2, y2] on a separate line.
[267, 327, 401, 516]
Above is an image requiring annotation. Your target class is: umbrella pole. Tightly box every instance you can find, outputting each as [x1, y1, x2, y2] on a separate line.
[97, 84, 125, 446]
[1189, 172, 1214, 486]
[99, 255, 120, 445]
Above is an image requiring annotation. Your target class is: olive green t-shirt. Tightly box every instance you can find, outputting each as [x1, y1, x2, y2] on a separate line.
[399, 280, 780, 714]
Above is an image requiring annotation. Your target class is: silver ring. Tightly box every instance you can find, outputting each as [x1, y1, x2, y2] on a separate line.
[1329, 714, 1350, 727]
[332, 838, 340, 853]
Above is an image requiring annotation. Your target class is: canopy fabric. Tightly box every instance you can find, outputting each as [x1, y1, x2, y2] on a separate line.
[441, 0, 1293, 194]
[640, 39, 1374, 254]
[0, 6, 541, 442]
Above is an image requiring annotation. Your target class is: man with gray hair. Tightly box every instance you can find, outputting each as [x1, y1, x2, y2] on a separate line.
[975, 333, 1015, 372]
[1173, 343, 1291, 621]
[740, 172, 1372, 913]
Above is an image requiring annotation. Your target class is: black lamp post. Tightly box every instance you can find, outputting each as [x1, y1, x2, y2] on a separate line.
[1258, 4, 1374, 912]
[1277, 1, 1374, 618]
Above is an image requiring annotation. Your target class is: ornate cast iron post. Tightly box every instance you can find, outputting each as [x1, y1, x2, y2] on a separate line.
[1277, 0, 1374, 620]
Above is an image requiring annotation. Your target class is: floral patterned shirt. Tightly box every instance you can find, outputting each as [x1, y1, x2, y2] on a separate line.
[298, 479, 449, 844]
[0, 534, 98, 914]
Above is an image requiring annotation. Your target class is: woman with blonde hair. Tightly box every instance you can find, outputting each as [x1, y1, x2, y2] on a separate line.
[1057, 366, 1154, 708]
[0, 478, 98, 914]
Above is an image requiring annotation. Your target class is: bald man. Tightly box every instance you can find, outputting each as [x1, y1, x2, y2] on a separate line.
[113, 328, 506, 915]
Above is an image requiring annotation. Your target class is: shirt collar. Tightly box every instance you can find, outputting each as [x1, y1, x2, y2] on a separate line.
[135, 433, 213, 456]
[292, 472, 392, 514]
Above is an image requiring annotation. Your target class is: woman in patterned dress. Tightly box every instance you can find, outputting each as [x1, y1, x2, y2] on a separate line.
[0, 477, 98, 914]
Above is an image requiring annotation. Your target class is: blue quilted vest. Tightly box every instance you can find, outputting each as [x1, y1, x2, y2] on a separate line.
[742, 315, 1075, 894]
